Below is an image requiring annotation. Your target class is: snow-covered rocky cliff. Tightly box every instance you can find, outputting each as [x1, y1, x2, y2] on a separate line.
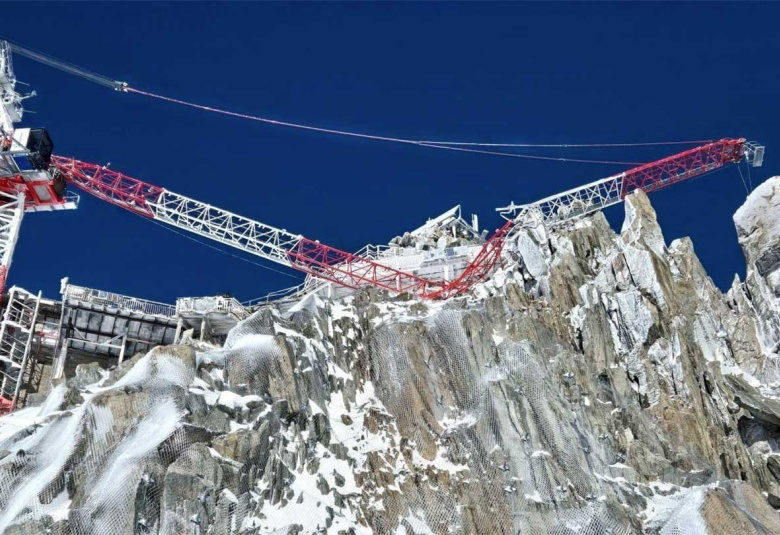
[3, 180, 780, 534]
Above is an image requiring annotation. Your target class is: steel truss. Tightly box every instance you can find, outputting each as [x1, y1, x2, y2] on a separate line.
[0, 287, 41, 413]
[62, 280, 176, 318]
[151, 189, 301, 265]
[52, 155, 449, 297]
[0, 191, 24, 299]
[53, 139, 761, 300]
[497, 139, 758, 227]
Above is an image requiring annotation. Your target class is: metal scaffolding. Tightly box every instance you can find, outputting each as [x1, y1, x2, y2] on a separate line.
[0, 287, 41, 412]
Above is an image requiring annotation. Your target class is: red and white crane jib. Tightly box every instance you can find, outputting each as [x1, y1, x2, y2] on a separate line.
[51, 156, 450, 297]
[149, 189, 445, 295]
[496, 139, 764, 227]
[52, 138, 764, 301]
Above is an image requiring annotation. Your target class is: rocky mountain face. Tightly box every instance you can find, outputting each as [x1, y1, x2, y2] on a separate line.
[3, 180, 780, 534]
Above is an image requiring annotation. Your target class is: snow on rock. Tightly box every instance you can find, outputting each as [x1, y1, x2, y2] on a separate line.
[642, 483, 710, 533]
[513, 230, 549, 279]
[3, 180, 780, 533]
[0, 383, 68, 444]
[730, 177, 780, 379]
[216, 390, 264, 412]
[0, 402, 87, 533]
[621, 189, 667, 257]
[734, 177, 780, 256]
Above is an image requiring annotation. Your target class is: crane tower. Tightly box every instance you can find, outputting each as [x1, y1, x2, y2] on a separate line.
[0, 42, 78, 294]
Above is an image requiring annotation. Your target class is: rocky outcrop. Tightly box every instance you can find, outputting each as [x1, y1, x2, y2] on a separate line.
[3, 180, 780, 533]
[728, 178, 780, 384]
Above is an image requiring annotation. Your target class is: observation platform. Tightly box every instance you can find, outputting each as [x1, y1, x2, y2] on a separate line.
[51, 279, 179, 380]
[176, 295, 250, 341]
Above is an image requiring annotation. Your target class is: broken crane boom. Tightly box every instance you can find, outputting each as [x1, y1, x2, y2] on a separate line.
[50, 138, 764, 300]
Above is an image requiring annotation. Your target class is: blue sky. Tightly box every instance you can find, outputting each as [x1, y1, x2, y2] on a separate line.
[3, 2, 778, 303]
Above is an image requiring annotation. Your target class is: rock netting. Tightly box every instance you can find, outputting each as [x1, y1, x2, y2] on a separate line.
[3, 180, 780, 533]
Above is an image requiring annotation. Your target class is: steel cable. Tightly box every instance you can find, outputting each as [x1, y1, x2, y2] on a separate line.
[127, 88, 643, 165]
[3, 37, 712, 165]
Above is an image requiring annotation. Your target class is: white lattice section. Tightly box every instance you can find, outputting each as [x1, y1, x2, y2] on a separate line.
[150, 190, 301, 267]
[497, 173, 625, 227]
[0, 41, 14, 87]
[0, 287, 40, 402]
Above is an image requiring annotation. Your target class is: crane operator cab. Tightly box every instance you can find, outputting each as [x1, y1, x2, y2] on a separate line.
[0, 127, 77, 212]
[10, 127, 53, 171]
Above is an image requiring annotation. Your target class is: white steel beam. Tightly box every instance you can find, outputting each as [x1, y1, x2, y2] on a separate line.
[497, 173, 625, 227]
[149, 190, 301, 267]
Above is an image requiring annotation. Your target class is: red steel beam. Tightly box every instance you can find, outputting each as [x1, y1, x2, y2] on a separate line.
[52, 139, 748, 300]
[620, 138, 744, 198]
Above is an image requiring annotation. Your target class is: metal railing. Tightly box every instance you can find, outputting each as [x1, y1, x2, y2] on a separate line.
[176, 295, 249, 319]
[63, 283, 176, 318]
[243, 281, 311, 307]
[354, 243, 390, 260]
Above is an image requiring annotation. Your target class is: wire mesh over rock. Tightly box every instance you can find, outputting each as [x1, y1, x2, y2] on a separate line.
[3, 180, 780, 533]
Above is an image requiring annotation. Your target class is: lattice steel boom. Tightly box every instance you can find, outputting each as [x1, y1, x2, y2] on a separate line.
[52, 138, 763, 300]
[51, 156, 449, 298]
[497, 139, 764, 227]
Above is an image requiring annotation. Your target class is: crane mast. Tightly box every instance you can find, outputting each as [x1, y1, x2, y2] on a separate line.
[51, 137, 764, 300]
[0, 43, 77, 298]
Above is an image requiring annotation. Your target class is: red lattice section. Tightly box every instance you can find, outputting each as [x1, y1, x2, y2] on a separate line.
[52, 139, 747, 300]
